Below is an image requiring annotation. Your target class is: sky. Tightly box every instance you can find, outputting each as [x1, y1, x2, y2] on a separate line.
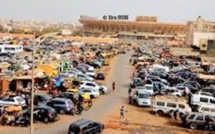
[0, 0, 215, 23]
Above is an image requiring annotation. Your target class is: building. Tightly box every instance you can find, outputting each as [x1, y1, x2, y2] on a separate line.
[186, 16, 215, 47]
[79, 15, 186, 41]
[200, 38, 215, 52]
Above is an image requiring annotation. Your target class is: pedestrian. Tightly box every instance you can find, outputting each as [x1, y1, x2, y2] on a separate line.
[128, 87, 132, 95]
[129, 59, 132, 64]
[205, 115, 213, 132]
[120, 106, 126, 119]
[112, 81, 115, 91]
[173, 109, 179, 120]
[88, 99, 93, 108]
[132, 93, 137, 105]
[129, 92, 133, 104]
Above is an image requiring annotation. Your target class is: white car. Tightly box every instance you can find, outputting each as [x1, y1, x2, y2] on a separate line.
[79, 88, 100, 98]
[86, 70, 96, 78]
[0, 96, 26, 107]
[79, 81, 108, 94]
[136, 90, 151, 106]
[75, 74, 94, 81]
[144, 84, 154, 95]
[170, 89, 182, 97]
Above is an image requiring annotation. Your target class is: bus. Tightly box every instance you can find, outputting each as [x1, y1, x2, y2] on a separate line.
[0, 44, 23, 54]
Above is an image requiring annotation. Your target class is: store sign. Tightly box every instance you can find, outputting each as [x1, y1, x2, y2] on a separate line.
[103, 15, 129, 20]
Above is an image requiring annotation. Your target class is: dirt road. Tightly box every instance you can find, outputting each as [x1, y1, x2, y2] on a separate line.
[1, 51, 133, 134]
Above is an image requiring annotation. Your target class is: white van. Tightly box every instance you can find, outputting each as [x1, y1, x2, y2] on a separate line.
[143, 84, 154, 95]
[197, 104, 215, 114]
[191, 93, 215, 106]
[136, 90, 151, 107]
[152, 96, 191, 116]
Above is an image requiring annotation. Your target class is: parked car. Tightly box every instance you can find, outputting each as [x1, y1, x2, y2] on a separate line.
[68, 119, 104, 134]
[0, 95, 26, 107]
[56, 92, 79, 104]
[79, 81, 108, 94]
[135, 90, 151, 106]
[183, 112, 215, 130]
[152, 96, 191, 117]
[86, 70, 96, 78]
[34, 94, 52, 106]
[79, 88, 100, 98]
[96, 73, 105, 80]
[33, 106, 59, 123]
[47, 98, 74, 114]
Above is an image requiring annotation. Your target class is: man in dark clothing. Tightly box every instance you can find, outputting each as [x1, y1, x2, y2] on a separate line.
[205, 115, 213, 132]
[173, 109, 179, 120]
[112, 82, 115, 91]
[128, 87, 132, 95]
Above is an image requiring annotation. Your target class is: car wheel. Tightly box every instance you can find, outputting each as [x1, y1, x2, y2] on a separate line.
[99, 89, 104, 95]
[157, 110, 164, 116]
[59, 109, 65, 114]
[90, 95, 94, 99]
[44, 117, 49, 123]
[189, 122, 197, 130]
[179, 113, 184, 119]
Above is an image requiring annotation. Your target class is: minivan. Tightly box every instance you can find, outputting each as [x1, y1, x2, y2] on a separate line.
[152, 96, 191, 117]
[68, 119, 104, 134]
[197, 104, 215, 114]
[136, 90, 151, 107]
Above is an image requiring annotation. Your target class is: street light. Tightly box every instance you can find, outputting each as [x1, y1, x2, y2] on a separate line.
[30, 32, 58, 134]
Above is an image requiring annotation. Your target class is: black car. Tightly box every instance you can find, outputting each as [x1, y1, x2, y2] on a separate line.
[56, 92, 79, 104]
[96, 73, 105, 80]
[68, 119, 104, 134]
[33, 106, 59, 123]
[34, 94, 52, 106]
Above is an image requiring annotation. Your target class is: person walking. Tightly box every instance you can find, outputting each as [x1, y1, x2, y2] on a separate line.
[120, 106, 126, 119]
[112, 81, 115, 91]
[205, 115, 213, 132]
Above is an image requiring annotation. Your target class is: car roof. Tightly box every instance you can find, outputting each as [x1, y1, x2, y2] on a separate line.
[70, 119, 94, 127]
[51, 97, 69, 101]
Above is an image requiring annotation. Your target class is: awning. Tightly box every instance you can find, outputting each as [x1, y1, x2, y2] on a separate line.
[197, 74, 215, 80]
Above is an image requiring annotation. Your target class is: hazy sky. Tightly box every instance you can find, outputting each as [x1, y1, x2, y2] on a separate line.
[0, 0, 215, 23]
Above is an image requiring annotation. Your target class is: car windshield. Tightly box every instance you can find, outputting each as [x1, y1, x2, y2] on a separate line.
[47, 107, 56, 113]
[139, 93, 150, 99]
[17, 97, 24, 102]
[42, 95, 51, 100]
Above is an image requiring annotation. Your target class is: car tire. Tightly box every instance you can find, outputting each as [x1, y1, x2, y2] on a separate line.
[157, 110, 164, 116]
[189, 122, 197, 130]
[44, 117, 49, 123]
[59, 109, 65, 114]
[99, 89, 104, 95]
[90, 95, 94, 99]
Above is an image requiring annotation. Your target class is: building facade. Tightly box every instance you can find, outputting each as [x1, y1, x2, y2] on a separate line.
[186, 16, 215, 47]
[79, 15, 186, 42]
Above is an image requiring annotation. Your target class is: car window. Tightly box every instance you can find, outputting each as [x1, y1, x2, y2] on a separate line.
[16, 97, 24, 102]
[54, 101, 65, 105]
[202, 107, 210, 112]
[210, 99, 215, 104]
[167, 103, 177, 108]
[211, 109, 215, 112]
[138, 93, 150, 99]
[179, 104, 185, 109]
[200, 97, 208, 103]
[196, 115, 203, 121]
[156, 101, 165, 106]
[188, 114, 196, 120]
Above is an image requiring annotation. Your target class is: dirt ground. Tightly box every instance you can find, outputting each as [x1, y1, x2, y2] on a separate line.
[102, 103, 214, 134]
[102, 65, 212, 134]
